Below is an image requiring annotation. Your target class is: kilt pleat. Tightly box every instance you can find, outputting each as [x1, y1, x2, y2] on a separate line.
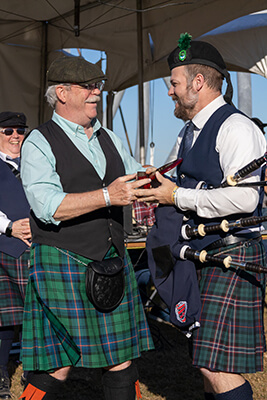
[0, 250, 29, 326]
[21, 244, 154, 372]
[192, 239, 266, 373]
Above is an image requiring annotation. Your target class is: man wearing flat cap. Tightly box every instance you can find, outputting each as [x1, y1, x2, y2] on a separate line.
[136, 34, 266, 400]
[0, 111, 31, 399]
[20, 55, 153, 400]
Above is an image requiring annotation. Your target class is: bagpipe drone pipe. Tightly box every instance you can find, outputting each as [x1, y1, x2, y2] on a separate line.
[146, 151, 267, 335]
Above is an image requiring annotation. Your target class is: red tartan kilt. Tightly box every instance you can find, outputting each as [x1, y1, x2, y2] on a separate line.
[0, 250, 29, 326]
[192, 238, 266, 373]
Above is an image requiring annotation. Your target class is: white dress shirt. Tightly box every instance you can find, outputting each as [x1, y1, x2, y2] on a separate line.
[171, 95, 267, 218]
[0, 151, 20, 234]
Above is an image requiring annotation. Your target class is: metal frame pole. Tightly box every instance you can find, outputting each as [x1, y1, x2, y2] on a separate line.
[136, 0, 145, 165]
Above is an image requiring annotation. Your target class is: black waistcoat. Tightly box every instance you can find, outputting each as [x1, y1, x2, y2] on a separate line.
[30, 120, 125, 261]
[0, 158, 30, 258]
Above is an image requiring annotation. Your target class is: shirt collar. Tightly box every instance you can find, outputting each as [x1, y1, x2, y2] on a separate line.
[0, 151, 8, 161]
[52, 111, 101, 137]
[0, 151, 18, 162]
[192, 95, 226, 131]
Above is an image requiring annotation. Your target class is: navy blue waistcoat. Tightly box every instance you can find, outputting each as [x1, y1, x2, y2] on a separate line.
[0, 158, 30, 258]
[177, 103, 259, 250]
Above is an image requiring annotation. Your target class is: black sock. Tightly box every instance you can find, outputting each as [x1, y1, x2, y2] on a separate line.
[205, 393, 215, 400]
[0, 327, 15, 371]
[102, 362, 139, 400]
[21, 371, 65, 400]
[215, 380, 253, 400]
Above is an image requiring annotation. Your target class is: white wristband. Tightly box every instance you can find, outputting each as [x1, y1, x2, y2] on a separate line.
[102, 187, 111, 207]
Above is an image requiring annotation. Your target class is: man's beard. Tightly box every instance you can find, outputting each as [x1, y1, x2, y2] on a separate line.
[173, 89, 198, 121]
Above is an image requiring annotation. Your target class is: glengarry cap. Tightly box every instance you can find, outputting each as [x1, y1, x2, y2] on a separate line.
[168, 33, 233, 104]
[47, 55, 106, 85]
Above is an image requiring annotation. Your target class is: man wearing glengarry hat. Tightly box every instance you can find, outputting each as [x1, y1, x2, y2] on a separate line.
[19, 55, 153, 400]
[0, 111, 31, 399]
[135, 34, 266, 400]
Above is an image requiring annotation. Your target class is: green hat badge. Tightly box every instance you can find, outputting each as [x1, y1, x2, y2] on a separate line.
[178, 32, 192, 61]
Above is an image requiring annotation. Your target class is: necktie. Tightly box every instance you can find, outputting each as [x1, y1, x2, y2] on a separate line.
[178, 121, 194, 159]
[6, 156, 20, 170]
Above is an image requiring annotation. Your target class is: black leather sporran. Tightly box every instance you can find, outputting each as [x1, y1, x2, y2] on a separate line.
[85, 257, 125, 313]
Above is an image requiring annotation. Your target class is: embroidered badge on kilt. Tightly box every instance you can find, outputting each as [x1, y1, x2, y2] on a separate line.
[175, 301, 187, 323]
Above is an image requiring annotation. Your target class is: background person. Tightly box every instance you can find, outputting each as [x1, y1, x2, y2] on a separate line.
[20, 56, 154, 400]
[0, 111, 31, 399]
[136, 34, 266, 400]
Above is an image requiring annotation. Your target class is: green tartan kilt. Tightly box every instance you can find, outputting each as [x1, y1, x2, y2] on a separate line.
[192, 238, 266, 373]
[21, 244, 154, 372]
[0, 250, 29, 326]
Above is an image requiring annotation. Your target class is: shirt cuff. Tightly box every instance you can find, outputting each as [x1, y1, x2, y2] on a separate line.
[174, 187, 197, 212]
[0, 218, 11, 235]
[39, 193, 67, 225]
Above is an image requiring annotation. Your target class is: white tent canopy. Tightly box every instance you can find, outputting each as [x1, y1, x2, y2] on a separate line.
[198, 10, 267, 78]
[0, 0, 266, 129]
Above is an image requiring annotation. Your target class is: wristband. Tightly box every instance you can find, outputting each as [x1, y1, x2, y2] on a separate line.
[171, 185, 179, 204]
[102, 187, 111, 207]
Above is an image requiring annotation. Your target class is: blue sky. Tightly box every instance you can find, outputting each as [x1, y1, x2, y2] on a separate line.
[72, 48, 267, 168]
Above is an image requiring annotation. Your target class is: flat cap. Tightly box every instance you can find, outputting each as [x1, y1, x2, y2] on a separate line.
[47, 55, 106, 85]
[0, 111, 27, 127]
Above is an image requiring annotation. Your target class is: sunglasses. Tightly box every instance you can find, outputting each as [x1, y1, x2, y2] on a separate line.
[71, 81, 105, 91]
[0, 128, 27, 136]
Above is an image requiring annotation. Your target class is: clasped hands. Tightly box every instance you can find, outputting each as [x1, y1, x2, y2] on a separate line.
[107, 168, 177, 207]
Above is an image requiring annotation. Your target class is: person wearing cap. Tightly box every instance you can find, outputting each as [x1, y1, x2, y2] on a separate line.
[0, 111, 31, 399]
[19, 55, 153, 400]
[136, 33, 266, 400]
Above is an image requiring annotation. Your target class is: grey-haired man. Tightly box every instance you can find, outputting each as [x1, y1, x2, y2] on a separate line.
[20, 56, 153, 400]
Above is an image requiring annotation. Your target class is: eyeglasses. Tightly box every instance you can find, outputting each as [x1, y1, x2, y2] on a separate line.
[0, 128, 27, 136]
[71, 81, 105, 92]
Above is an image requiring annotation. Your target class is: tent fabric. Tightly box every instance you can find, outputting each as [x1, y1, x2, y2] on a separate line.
[199, 11, 267, 78]
[0, 1, 266, 128]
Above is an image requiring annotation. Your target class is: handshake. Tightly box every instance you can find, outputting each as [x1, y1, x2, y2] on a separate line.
[136, 158, 182, 189]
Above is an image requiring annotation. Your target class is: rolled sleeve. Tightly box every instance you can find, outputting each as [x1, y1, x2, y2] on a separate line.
[21, 130, 67, 224]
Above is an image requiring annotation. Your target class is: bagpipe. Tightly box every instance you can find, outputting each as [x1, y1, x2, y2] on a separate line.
[180, 150, 267, 274]
[201, 151, 267, 189]
[182, 246, 267, 274]
[146, 151, 267, 334]
[182, 215, 267, 240]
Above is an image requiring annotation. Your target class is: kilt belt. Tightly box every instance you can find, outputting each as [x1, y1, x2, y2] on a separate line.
[205, 231, 261, 251]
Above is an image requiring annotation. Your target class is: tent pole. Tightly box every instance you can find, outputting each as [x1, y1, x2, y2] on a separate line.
[237, 72, 252, 117]
[39, 22, 48, 124]
[136, 0, 145, 165]
[107, 91, 114, 130]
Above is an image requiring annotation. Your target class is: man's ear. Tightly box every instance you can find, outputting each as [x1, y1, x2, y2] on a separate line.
[55, 85, 67, 104]
[193, 73, 205, 92]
